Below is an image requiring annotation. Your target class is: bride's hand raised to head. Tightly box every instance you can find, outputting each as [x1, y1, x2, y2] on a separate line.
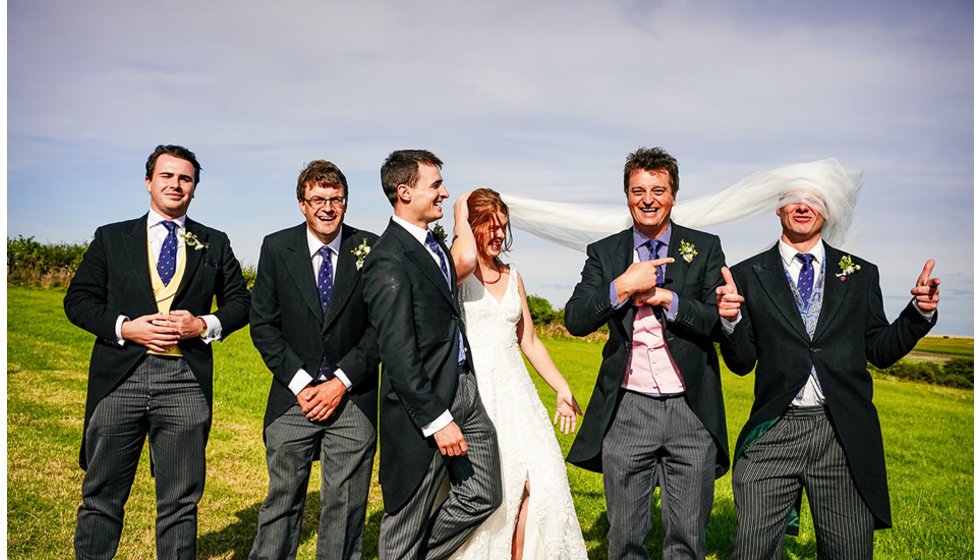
[450, 191, 477, 281]
[453, 192, 471, 225]
[553, 390, 584, 435]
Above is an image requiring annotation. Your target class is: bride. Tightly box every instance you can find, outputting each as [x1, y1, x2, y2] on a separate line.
[447, 188, 589, 560]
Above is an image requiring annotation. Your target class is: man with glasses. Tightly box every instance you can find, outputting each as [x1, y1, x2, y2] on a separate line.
[249, 159, 380, 560]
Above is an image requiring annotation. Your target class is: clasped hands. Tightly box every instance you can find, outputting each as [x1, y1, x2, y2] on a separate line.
[616, 258, 675, 308]
[120, 309, 204, 352]
[297, 377, 346, 422]
[714, 259, 941, 319]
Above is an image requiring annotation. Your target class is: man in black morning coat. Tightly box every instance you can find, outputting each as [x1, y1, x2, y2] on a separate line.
[715, 178, 940, 559]
[564, 147, 729, 559]
[362, 149, 502, 560]
[64, 145, 250, 559]
[248, 160, 380, 560]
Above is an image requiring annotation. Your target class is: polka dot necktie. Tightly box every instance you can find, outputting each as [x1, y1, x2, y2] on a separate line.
[317, 245, 333, 312]
[647, 239, 665, 286]
[157, 221, 178, 286]
[796, 253, 815, 308]
[425, 231, 450, 284]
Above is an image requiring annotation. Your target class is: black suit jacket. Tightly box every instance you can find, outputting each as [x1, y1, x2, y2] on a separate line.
[64, 214, 250, 469]
[362, 219, 471, 512]
[564, 223, 730, 477]
[720, 242, 936, 528]
[249, 224, 380, 429]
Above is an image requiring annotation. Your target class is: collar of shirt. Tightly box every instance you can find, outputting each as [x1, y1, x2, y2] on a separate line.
[147, 209, 187, 232]
[632, 224, 672, 258]
[392, 214, 432, 247]
[306, 225, 344, 260]
[778, 238, 825, 269]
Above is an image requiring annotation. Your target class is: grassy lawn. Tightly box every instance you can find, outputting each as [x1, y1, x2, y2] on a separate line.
[7, 286, 974, 559]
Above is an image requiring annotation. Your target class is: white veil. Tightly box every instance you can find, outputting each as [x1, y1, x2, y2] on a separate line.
[501, 158, 862, 252]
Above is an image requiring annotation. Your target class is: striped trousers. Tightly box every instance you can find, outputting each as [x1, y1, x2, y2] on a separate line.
[731, 406, 874, 560]
[75, 355, 210, 560]
[602, 390, 717, 560]
[378, 368, 502, 560]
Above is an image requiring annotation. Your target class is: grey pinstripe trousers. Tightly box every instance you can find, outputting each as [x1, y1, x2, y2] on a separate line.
[378, 369, 502, 560]
[74, 355, 210, 560]
[249, 397, 376, 560]
[602, 390, 717, 560]
[731, 406, 874, 560]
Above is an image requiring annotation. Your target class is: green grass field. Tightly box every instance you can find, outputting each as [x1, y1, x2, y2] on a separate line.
[7, 286, 974, 559]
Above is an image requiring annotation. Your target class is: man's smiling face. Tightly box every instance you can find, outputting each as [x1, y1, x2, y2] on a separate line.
[405, 163, 449, 226]
[627, 168, 675, 238]
[300, 183, 347, 245]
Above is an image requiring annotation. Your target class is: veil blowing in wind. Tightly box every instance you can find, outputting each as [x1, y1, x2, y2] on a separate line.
[501, 158, 863, 251]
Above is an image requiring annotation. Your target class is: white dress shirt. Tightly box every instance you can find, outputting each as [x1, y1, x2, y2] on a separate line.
[286, 226, 354, 395]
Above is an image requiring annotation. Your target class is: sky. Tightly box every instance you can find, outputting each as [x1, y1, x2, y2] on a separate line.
[7, 0, 974, 335]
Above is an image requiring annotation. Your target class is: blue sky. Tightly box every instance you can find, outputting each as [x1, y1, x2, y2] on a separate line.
[8, 0, 974, 335]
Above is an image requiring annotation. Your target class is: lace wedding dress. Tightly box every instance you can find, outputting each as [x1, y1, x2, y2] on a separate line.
[452, 266, 588, 560]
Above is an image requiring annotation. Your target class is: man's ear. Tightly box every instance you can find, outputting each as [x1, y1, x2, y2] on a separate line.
[397, 184, 412, 204]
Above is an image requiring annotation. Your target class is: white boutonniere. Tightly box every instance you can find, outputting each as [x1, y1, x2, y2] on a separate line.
[352, 238, 371, 270]
[836, 255, 861, 280]
[179, 231, 208, 251]
[678, 239, 697, 263]
[431, 223, 448, 243]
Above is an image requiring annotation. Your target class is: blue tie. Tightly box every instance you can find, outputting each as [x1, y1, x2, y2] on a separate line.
[796, 253, 815, 307]
[425, 231, 450, 283]
[157, 221, 178, 286]
[648, 240, 665, 286]
[317, 245, 333, 312]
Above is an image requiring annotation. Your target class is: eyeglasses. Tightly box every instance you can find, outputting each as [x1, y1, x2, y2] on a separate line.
[303, 196, 346, 208]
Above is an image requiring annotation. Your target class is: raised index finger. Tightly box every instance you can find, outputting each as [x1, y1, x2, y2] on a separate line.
[647, 257, 675, 267]
[720, 266, 735, 289]
[917, 259, 936, 286]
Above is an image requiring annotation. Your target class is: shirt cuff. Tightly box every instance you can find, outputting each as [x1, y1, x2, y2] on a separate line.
[200, 314, 222, 343]
[912, 300, 936, 321]
[721, 312, 742, 334]
[288, 369, 314, 395]
[664, 292, 679, 321]
[114, 315, 129, 346]
[609, 280, 627, 310]
[333, 368, 352, 390]
[421, 410, 453, 438]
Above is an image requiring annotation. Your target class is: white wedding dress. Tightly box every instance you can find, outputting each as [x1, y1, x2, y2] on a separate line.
[451, 266, 588, 560]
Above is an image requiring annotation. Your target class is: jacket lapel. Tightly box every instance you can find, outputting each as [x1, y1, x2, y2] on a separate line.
[812, 243, 849, 343]
[389, 221, 458, 310]
[282, 225, 324, 321]
[173, 218, 205, 304]
[124, 214, 157, 310]
[752, 244, 810, 341]
[664, 222, 688, 293]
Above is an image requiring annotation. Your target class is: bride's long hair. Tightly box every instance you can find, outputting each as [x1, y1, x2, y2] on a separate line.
[467, 188, 513, 266]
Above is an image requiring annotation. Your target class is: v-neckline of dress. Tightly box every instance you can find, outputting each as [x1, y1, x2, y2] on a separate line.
[478, 266, 511, 306]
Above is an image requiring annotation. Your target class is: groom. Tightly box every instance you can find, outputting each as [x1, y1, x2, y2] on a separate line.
[362, 149, 502, 560]
[564, 147, 730, 559]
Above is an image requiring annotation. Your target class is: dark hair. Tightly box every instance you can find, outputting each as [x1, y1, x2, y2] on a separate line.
[296, 160, 349, 201]
[380, 149, 443, 206]
[467, 188, 512, 263]
[623, 146, 678, 196]
[145, 144, 202, 184]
